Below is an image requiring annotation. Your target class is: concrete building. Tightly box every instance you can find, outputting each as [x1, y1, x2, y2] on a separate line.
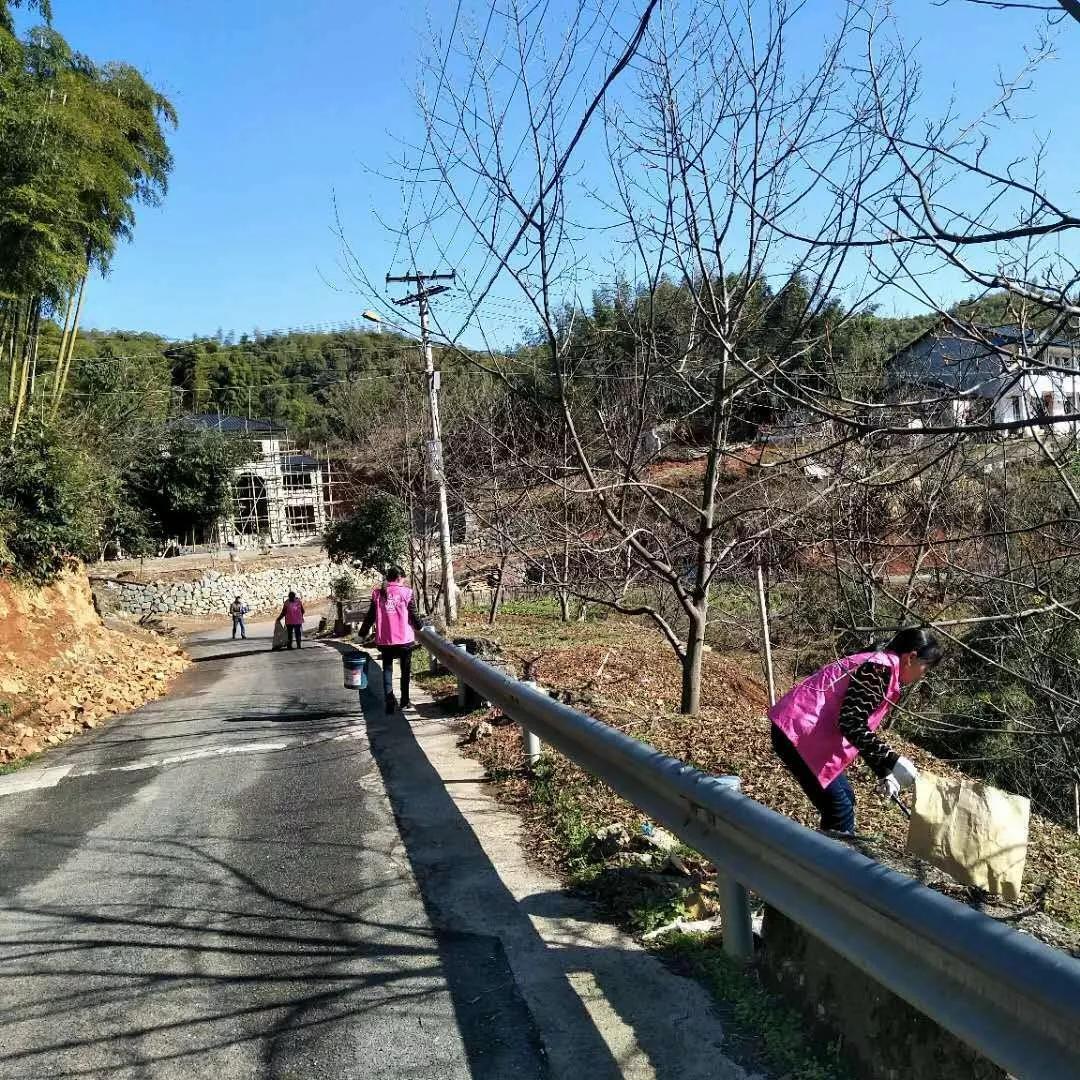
[885, 325, 1080, 432]
[184, 415, 330, 547]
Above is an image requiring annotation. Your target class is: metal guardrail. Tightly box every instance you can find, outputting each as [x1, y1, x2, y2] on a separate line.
[418, 627, 1080, 1080]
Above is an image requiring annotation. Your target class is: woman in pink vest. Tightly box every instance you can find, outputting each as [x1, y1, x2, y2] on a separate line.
[358, 566, 424, 713]
[278, 591, 305, 650]
[770, 628, 941, 834]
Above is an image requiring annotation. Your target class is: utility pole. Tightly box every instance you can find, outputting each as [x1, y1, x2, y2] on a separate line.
[387, 270, 459, 625]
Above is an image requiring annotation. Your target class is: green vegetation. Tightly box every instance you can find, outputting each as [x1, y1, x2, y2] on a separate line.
[530, 755, 596, 873]
[0, 751, 41, 776]
[330, 573, 360, 603]
[324, 492, 409, 572]
[124, 427, 254, 542]
[655, 933, 853, 1080]
[0, 2, 176, 436]
[0, 424, 102, 582]
[0, 418, 255, 581]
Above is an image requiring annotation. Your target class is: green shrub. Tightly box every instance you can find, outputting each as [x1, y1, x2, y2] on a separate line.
[330, 572, 360, 602]
[0, 422, 102, 583]
[324, 492, 408, 572]
[124, 427, 255, 540]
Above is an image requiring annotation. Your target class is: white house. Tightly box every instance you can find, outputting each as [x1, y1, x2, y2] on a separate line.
[184, 414, 328, 546]
[885, 325, 1080, 433]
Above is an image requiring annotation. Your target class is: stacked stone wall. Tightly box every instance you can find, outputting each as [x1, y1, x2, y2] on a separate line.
[92, 561, 368, 617]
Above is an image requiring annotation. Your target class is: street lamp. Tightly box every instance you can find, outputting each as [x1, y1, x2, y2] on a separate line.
[361, 311, 382, 332]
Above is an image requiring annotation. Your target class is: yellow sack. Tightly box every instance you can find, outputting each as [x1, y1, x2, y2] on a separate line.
[906, 771, 1030, 902]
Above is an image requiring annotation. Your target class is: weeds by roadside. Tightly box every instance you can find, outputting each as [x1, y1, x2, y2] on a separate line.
[656, 932, 853, 1080]
[0, 752, 41, 776]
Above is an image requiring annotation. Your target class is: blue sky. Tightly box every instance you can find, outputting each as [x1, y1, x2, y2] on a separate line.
[19, 1, 1080, 343]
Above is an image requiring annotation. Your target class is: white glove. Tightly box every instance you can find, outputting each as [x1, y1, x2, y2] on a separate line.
[892, 756, 918, 789]
[876, 774, 901, 799]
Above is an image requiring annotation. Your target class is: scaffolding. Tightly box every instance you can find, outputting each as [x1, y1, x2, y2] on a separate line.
[185, 415, 347, 549]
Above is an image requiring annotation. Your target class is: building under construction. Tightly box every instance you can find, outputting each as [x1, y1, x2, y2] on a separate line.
[185, 415, 342, 547]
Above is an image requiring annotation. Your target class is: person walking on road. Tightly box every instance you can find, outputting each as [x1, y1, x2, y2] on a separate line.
[279, 591, 305, 650]
[228, 596, 250, 640]
[359, 566, 425, 714]
[769, 628, 942, 835]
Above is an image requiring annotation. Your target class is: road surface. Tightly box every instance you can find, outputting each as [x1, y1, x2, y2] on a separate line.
[0, 622, 748, 1079]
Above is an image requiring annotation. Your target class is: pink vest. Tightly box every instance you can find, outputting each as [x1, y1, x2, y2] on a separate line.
[769, 651, 901, 788]
[373, 584, 415, 646]
[283, 599, 304, 625]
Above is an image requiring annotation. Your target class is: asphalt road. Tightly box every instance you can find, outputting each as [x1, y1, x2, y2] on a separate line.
[0, 622, 549, 1079]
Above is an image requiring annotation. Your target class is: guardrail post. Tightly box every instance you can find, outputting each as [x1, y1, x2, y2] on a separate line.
[520, 681, 543, 767]
[714, 776, 754, 963]
[454, 642, 471, 710]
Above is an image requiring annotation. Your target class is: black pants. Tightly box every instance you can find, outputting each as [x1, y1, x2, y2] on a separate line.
[771, 724, 856, 833]
[379, 645, 412, 705]
[286, 625, 302, 649]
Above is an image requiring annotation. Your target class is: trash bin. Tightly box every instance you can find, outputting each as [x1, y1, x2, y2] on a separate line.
[342, 653, 369, 691]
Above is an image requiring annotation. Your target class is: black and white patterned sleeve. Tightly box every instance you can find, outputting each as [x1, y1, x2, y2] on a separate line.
[837, 662, 899, 778]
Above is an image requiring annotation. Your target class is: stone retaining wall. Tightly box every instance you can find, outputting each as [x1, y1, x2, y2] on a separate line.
[92, 561, 369, 618]
[760, 906, 1004, 1079]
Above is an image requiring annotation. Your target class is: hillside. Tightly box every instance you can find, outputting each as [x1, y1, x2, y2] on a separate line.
[46, 324, 495, 444]
[41, 292, 1016, 438]
[436, 607, 1080, 938]
[0, 569, 188, 765]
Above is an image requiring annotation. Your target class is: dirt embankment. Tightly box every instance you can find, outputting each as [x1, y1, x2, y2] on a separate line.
[0, 569, 189, 764]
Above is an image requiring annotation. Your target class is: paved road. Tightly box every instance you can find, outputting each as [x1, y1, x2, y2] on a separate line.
[0, 623, 549, 1079]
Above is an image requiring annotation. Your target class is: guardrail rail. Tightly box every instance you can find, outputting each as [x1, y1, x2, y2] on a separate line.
[419, 626, 1080, 1080]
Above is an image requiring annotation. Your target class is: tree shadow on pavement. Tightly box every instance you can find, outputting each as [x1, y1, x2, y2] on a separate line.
[360, 663, 673, 1080]
[0, 685, 553, 1078]
[0, 648, 721, 1080]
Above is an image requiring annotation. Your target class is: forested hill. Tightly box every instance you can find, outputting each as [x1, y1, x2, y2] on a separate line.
[46, 324, 495, 444]
[51, 291, 1024, 444]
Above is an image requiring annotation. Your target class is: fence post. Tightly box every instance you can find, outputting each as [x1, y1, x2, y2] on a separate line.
[714, 776, 754, 962]
[520, 680, 543, 767]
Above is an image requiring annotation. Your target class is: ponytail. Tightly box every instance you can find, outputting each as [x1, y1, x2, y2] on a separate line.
[883, 627, 942, 667]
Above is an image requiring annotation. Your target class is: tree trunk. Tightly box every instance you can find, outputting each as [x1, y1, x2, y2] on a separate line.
[10, 299, 40, 441]
[488, 553, 509, 625]
[681, 607, 706, 714]
[51, 271, 88, 418]
[2, 304, 17, 408]
[50, 288, 77, 409]
[680, 343, 728, 715]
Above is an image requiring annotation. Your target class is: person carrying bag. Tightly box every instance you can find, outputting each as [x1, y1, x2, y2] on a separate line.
[358, 566, 425, 714]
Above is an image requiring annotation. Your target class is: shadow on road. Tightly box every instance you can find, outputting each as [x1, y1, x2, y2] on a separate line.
[359, 663, 661, 1080]
[0, 646, 713, 1079]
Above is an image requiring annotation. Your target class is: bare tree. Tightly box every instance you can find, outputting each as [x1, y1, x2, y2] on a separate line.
[365, 0, 1080, 826]
[410, 0, 913, 712]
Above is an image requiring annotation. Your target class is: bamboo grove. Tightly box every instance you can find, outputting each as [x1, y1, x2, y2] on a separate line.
[0, 0, 176, 439]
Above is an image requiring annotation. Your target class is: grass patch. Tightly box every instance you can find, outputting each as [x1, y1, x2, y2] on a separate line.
[529, 755, 596, 872]
[0, 752, 42, 776]
[413, 669, 458, 701]
[656, 932, 853, 1080]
